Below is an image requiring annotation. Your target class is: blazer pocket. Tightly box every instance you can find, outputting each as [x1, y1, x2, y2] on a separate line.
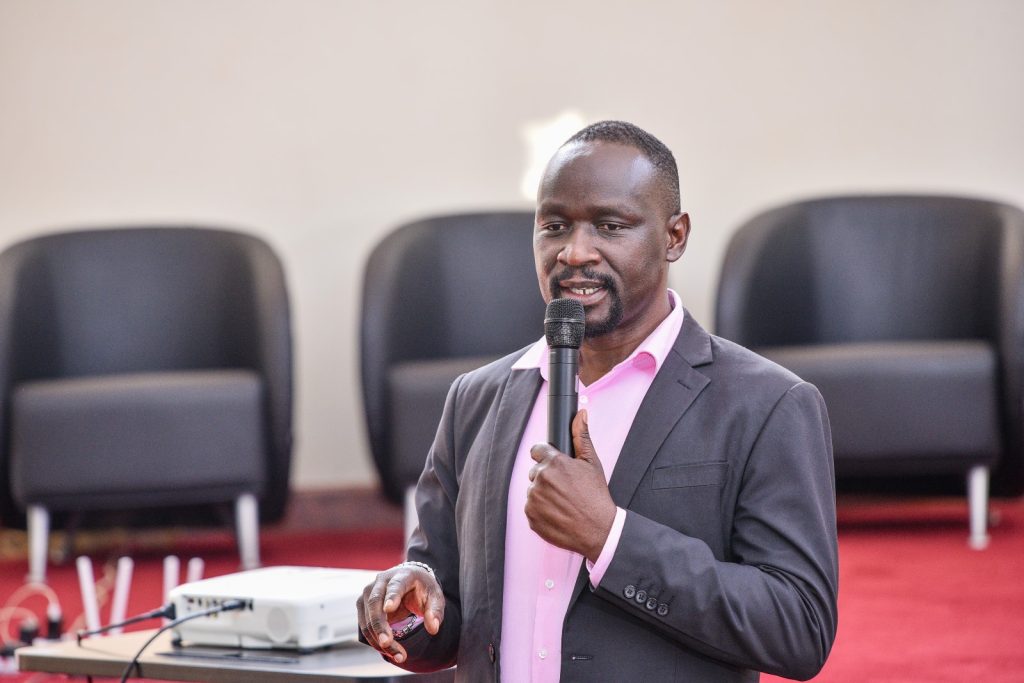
[652, 462, 729, 489]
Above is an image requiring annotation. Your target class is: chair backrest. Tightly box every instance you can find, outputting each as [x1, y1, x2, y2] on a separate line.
[715, 195, 1024, 494]
[3, 228, 269, 379]
[360, 212, 543, 497]
[716, 196, 1015, 347]
[0, 226, 294, 521]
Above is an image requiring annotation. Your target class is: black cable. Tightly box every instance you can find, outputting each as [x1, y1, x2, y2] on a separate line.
[76, 605, 175, 644]
[117, 599, 245, 683]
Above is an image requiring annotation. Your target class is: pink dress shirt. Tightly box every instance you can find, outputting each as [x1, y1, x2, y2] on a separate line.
[499, 290, 685, 682]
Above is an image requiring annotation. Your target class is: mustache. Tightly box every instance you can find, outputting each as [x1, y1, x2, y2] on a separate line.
[548, 268, 617, 300]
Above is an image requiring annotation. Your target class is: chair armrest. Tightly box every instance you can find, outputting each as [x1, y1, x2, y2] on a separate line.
[995, 203, 1024, 492]
[715, 203, 809, 345]
[244, 237, 294, 521]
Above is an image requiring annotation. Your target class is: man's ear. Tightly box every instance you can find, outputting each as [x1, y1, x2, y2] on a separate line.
[666, 212, 691, 262]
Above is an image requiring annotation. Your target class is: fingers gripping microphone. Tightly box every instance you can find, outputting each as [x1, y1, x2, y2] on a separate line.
[544, 298, 585, 457]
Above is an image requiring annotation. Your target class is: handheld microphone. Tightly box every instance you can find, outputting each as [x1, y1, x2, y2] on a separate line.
[544, 298, 585, 457]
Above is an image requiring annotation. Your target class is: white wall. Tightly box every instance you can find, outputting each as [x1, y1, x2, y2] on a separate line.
[1, 1, 1022, 489]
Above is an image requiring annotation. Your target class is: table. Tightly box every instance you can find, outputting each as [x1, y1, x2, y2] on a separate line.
[17, 630, 455, 682]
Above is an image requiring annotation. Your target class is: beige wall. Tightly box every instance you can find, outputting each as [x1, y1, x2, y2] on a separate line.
[1, 1, 1022, 490]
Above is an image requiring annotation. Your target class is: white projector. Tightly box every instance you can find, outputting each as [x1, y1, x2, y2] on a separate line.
[169, 566, 379, 651]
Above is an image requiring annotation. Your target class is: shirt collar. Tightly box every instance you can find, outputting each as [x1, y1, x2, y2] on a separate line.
[512, 289, 685, 380]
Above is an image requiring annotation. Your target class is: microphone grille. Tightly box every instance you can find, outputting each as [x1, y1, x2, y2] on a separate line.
[544, 298, 585, 349]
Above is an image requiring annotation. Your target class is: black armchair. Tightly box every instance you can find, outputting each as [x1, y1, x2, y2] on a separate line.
[0, 227, 293, 580]
[360, 212, 543, 512]
[716, 195, 1024, 548]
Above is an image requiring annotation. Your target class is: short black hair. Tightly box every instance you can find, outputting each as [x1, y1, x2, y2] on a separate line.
[563, 120, 681, 214]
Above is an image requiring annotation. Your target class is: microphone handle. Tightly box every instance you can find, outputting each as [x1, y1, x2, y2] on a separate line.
[548, 347, 579, 457]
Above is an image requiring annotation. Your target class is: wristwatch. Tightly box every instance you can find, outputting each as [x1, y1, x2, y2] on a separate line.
[400, 561, 435, 577]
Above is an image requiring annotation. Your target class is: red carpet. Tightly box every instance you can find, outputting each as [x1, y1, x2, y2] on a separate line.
[3, 498, 1024, 681]
[769, 496, 1024, 682]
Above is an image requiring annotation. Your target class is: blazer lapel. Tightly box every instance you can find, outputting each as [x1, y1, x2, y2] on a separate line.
[569, 310, 714, 606]
[608, 310, 713, 507]
[483, 368, 542, 639]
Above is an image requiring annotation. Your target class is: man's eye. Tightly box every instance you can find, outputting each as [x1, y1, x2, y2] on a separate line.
[599, 223, 626, 231]
[542, 223, 568, 232]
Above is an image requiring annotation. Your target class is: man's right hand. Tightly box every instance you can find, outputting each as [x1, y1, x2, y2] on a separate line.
[356, 563, 445, 665]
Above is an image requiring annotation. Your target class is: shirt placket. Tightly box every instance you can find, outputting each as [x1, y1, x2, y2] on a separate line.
[533, 541, 567, 679]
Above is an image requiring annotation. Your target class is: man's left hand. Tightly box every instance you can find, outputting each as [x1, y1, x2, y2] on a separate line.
[526, 410, 617, 563]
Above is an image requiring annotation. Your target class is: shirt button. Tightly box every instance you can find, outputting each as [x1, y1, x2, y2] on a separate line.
[624, 585, 636, 599]
[538, 649, 547, 659]
[579, 394, 589, 404]
[657, 603, 669, 617]
[635, 589, 648, 604]
[545, 579, 555, 590]
[646, 597, 658, 610]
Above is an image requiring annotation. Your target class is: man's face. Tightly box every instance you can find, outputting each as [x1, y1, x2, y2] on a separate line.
[533, 140, 687, 340]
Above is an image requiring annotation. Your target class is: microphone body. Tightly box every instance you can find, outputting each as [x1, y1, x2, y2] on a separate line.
[544, 298, 585, 457]
[547, 346, 579, 456]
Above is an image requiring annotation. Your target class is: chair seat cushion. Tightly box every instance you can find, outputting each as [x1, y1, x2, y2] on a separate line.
[758, 341, 1001, 475]
[10, 369, 266, 510]
[388, 355, 502, 488]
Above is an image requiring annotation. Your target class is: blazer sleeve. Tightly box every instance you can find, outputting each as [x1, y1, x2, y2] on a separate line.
[592, 381, 838, 681]
[391, 374, 466, 672]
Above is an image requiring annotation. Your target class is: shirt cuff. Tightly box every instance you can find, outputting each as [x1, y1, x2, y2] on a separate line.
[586, 507, 627, 588]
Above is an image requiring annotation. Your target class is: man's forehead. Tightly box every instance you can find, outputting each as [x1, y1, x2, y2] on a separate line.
[540, 140, 658, 203]
[546, 139, 648, 172]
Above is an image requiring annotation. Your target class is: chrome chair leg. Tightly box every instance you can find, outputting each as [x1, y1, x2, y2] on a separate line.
[967, 466, 990, 550]
[27, 504, 50, 583]
[236, 493, 261, 569]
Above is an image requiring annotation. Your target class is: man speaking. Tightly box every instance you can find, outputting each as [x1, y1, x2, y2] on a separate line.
[358, 121, 838, 681]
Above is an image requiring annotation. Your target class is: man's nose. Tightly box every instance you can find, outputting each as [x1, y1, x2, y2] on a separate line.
[558, 226, 600, 266]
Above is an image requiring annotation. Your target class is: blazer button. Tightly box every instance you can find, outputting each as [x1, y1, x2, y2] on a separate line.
[646, 597, 657, 611]
[635, 589, 647, 604]
[657, 603, 669, 617]
[624, 585, 636, 599]
[488, 643, 495, 663]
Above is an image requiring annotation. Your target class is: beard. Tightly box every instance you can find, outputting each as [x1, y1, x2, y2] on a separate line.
[548, 268, 624, 338]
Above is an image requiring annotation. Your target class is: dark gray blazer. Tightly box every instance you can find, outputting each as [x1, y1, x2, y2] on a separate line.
[399, 310, 838, 682]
